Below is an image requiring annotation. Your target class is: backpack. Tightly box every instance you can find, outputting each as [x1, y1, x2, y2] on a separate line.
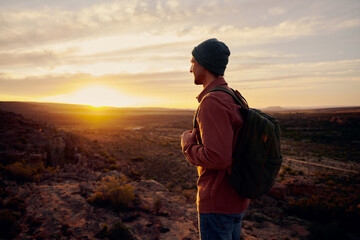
[195, 86, 283, 199]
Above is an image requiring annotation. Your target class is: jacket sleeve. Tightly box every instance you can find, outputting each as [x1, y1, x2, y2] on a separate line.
[182, 95, 234, 170]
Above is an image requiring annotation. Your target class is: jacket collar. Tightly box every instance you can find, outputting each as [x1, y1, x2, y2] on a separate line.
[196, 77, 228, 103]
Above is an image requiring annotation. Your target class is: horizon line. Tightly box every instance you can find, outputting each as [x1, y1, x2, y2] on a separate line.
[0, 100, 359, 112]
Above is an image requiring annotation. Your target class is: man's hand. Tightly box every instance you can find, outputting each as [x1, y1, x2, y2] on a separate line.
[181, 128, 198, 150]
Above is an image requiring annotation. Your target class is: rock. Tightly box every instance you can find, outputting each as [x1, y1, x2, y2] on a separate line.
[291, 224, 310, 237]
[284, 176, 315, 196]
[250, 212, 269, 222]
[140, 180, 168, 192]
[267, 182, 287, 200]
[88, 158, 105, 171]
[79, 182, 96, 198]
[253, 222, 267, 229]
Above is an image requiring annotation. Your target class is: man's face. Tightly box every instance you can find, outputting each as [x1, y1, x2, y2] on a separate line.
[190, 57, 205, 85]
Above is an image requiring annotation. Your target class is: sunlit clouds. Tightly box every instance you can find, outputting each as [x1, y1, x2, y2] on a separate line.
[0, 0, 359, 108]
[39, 85, 159, 108]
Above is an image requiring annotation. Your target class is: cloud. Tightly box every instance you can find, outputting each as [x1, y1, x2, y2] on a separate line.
[0, 38, 198, 76]
[0, 48, 79, 68]
[1, 58, 358, 96]
[1, 13, 358, 73]
[0, 1, 147, 49]
[268, 7, 286, 16]
[2, 0, 358, 51]
[223, 16, 360, 47]
[0, 0, 359, 108]
[0, 70, 191, 96]
[231, 51, 297, 61]
[0, 70, 197, 108]
[228, 59, 360, 90]
[0, 0, 202, 50]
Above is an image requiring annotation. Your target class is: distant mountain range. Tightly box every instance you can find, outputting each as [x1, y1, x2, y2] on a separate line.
[261, 105, 360, 113]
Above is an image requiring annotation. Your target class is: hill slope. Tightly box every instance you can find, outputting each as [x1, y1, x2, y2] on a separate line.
[0, 110, 198, 239]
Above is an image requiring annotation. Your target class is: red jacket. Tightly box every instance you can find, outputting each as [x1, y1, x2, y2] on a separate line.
[182, 77, 250, 214]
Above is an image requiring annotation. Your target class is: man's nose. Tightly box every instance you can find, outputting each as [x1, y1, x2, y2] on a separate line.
[190, 65, 193, 73]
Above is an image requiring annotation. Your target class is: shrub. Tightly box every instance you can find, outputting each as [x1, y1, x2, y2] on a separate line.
[95, 224, 108, 239]
[108, 185, 134, 210]
[109, 164, 118, 170]
[45, 166, 58, 174]
[87, 176, 134, 211]
[6, 162, 30, 180]
[108, 222, 133, 240]
[99, 150, 110, 159]
[95, 222, 133, 240]
[107, 158, 117, 164]
[128, 170, 141, 181]
[5, 161, 44, 182]
[87, 192, 106, 206]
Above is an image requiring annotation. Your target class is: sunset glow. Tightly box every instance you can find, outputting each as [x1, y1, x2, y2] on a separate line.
[40, 85, 153, 108]
[0, 0, 359, 109]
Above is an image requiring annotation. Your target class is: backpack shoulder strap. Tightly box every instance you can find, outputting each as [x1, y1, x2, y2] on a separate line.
[209, 86, 248, 109]
[193, 86, 248, 129]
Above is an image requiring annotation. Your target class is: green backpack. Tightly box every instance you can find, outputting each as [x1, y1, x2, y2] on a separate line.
[195, 86, 283, 199]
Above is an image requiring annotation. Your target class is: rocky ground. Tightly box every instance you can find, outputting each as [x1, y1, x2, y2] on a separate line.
[2, 164, 313, 240]
[1, 109, 359, 239]
[10, 173, 198, 239]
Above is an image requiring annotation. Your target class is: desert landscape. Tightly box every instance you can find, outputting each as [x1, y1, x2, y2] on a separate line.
[0, 101, 359, 240]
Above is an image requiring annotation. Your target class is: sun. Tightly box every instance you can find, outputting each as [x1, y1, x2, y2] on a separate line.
[72, 85, 144, 107]
[42, 85, 148, 108]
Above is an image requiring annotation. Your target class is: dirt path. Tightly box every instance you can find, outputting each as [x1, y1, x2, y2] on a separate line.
[284, 156, 360, 174]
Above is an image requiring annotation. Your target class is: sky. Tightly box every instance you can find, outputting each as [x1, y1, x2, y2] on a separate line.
[0, 0, 359, 109]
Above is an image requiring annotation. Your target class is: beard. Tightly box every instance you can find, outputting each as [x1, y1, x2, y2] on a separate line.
[193, 72, 204, 85]
[194, 77, 202, 85]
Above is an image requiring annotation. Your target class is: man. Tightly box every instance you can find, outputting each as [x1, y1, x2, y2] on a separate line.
[181, 38, 250, 240]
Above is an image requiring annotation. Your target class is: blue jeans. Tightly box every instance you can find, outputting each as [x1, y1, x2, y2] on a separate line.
[198, 212, 245, 240]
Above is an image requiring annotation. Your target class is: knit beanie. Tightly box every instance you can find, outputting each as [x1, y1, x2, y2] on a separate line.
[192, 38, 230, 76]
